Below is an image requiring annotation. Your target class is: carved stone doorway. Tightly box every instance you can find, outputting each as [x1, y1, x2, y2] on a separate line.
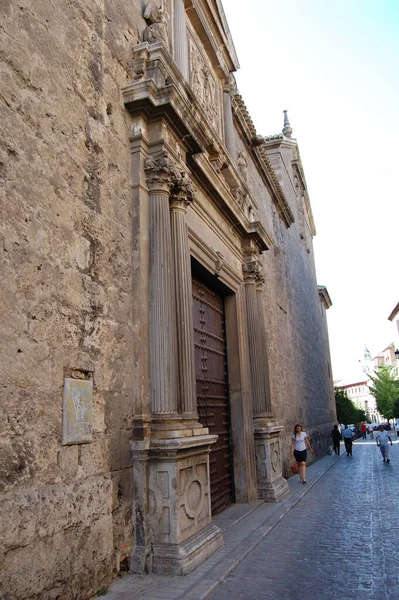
[192, 276, 235, 515]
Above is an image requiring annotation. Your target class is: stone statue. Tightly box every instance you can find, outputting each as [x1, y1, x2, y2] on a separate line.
[237, 151, 248, 182]
[143, 1, 169, 47]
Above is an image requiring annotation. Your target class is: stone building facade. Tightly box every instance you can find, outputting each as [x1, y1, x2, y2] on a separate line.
[0, 1, 336, 598]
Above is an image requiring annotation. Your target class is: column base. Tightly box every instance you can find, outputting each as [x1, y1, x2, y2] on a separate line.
[254, 420, 289, 503]
[152, 523, 223, 575]
[258, 476, 289, 503]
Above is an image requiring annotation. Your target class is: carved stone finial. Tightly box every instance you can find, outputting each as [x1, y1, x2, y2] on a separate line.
[282, 110, 293, 138]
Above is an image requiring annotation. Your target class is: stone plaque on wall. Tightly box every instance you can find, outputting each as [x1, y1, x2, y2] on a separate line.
[62, 378, 93, 445]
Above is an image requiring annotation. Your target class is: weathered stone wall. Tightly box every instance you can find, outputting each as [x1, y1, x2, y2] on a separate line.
[0, 1, 144, 598]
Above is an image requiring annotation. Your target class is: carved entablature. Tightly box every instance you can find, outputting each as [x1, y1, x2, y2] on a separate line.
[188, 36, 221, 135]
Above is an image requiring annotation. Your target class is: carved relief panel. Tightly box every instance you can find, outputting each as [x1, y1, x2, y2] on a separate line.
[187, 31, 222, 136]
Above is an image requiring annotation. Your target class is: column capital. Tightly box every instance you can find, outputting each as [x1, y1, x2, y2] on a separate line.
[242, 259, 261, 284]
[145, 154, 178, 192]
[170, 172, 197, 210]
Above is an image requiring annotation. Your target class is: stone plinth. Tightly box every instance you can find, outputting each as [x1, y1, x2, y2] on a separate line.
[254, 421, 289, 503]
[147, 434, 223, 574]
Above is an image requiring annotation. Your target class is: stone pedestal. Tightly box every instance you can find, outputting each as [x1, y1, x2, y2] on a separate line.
[148, 435, 223, 574]
[254, 421, 289, 502]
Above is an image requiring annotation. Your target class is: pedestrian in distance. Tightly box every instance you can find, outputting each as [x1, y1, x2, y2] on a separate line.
[331, 424, 342, 455]
[360, 422, 367, 440]
[375, 424, 393, 463]
[341, 424, 354, 456]
[367, 423, 374, 439]
[290, 423, 314, 484]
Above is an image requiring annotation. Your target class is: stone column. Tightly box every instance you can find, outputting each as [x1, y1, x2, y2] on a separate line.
[169, 175, 197, 420]
[145, 155, 179, 418]
[143, 154, 223, 575]
[223, 75, 236, 157]
[243, 260, 266, 417]
[243, 252, 289, 502]
[174, 0, 189, 81]
[256, 270, 272, 415]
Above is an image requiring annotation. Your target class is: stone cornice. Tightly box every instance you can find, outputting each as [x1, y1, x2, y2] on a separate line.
[231, 94, 295, 228]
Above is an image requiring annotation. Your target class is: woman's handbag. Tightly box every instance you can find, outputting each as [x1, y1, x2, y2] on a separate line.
[291, 463, 298, 474]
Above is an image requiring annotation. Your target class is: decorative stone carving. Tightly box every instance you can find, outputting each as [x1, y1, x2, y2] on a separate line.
[189, 39, 219, 132]
[223, 73, 238, 96]
[132, 48, 149, 81]
[214, 251, 224, 276]
[242, 259, 261, 283]
[145, 154, 177, 189]
[237, 151, 248, 182]
[143, 1, 169, 48]
[170, 171, 196, 208]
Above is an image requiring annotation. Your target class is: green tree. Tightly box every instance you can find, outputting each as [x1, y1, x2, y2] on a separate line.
[334, 387, 367, 425]
[368, 365, 399, 422]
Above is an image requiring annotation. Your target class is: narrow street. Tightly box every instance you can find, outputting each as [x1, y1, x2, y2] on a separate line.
[104, 439, 399, 600]
[209, 438, 399, 600]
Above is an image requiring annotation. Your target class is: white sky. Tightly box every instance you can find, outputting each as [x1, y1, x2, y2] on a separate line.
[222, 0, 399, 384]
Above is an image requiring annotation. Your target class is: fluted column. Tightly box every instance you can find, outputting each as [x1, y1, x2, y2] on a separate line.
[169, 175, 197, 418]
[145, 155, 179, 417]
[243, 259, 266, 417]
[256, 271, 272, 414]
[174, 0, 189, 80]
[223, 76, 236, 157]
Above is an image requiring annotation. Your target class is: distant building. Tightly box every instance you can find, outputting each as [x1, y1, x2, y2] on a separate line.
[341, 380, 380, 423]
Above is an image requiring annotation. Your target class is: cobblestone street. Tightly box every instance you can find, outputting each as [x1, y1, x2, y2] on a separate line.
[209, 439, 399, 600]
[104, 439, 399, 600]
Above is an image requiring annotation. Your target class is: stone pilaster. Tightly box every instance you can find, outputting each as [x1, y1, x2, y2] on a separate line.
[256, 269, 272, 414]
[243, 251, 289, 502]
[145, 155, 179, 419]
[223, 76, 236, 158]
[169, 175, 197, 420]
[242, 259, 265, 417]
[173, 0, 189, 80]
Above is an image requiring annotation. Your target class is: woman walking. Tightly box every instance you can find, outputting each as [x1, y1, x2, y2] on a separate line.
[291, 423, 314, 484]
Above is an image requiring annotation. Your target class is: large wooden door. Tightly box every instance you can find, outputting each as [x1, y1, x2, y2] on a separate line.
[192, 277, 234, 515]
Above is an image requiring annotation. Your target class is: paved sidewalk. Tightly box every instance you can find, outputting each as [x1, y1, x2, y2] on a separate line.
[101, 450, 342, 600]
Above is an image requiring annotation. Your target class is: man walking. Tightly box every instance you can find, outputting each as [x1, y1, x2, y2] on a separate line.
[342, 425, 354, 456]
[360, 423, 367, 439]
[375, 425, 393, 463]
